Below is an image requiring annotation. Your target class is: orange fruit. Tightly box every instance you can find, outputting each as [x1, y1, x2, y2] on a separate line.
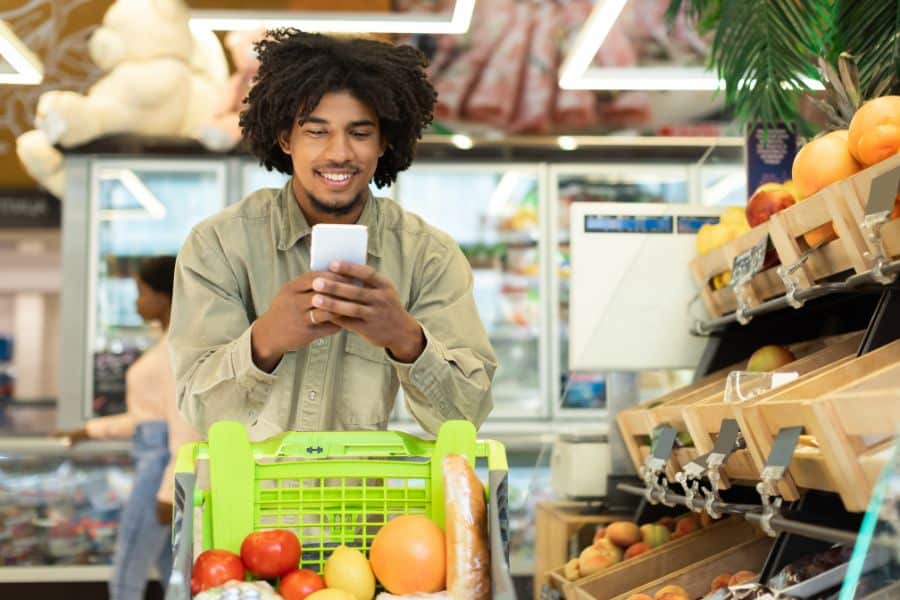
[848, 95, 900, 166]
[792, 130, 862, 199]
[369, 515, 445, 594]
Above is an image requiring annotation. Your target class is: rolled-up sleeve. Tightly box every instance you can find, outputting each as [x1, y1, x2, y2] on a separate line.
[389, 242, 496, 435]
[169, 229, 283, 435]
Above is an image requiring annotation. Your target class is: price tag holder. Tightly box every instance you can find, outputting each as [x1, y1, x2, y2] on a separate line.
[761, 426, 803, 482]
[647, 426, 678, 472]
[712, 419, 742, 458]
[730, 234, 771, 289]
[866, 167, 900, 216]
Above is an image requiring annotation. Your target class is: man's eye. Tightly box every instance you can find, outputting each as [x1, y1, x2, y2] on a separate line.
[306, 130, 327, 136]
[352, 131, 372, 139]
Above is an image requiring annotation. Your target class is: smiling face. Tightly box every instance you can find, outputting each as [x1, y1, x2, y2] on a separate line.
[279, 91, 385, 224]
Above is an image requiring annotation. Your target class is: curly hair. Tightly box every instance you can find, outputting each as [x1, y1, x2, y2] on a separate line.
[240, 30, 437, 189]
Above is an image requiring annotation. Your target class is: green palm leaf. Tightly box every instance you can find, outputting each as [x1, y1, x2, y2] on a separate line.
[830, 0, 900, 97]
[710, 0, 830, 129]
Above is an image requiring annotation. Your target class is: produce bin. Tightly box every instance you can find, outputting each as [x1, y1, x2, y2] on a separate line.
[164, 420, 515, 599]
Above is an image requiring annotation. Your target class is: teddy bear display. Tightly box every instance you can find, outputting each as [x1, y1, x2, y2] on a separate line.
[15, 0, 230, 198]
[195, 28, 266, 153]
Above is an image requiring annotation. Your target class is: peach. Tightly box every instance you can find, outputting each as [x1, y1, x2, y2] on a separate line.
[710, 573, 733, 592]
[640, 524, 672, 548]
[625, 542, 652, 559]
[655, 585, 690, 600]
[728, 571, 756, 586]
[578, 546, 621, 576]
[657, 517, 676, 531]
[563, 558, 581, 581]
[593, 526, 606, 546]
[699, 512, 718, 528]
[745, 183, 796, 227]
[606, 521, 642, 548]
[593, 537, 624, 559]
[673, 515, 698, 539]
[747, 345, 796, 372]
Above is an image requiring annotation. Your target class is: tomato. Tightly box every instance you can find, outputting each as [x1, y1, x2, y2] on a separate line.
[240, 529, 301, 578]
[191, 549, 245, 595]
[278, 569, 326, 600]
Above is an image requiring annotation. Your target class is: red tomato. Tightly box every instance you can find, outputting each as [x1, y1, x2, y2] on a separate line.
[191, 549, 245, 595]
[278, 569, 326, 600]
[240, 529, 301, 578]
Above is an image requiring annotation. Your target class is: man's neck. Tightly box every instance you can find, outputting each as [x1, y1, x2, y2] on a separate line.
[292, 178, 366, 226]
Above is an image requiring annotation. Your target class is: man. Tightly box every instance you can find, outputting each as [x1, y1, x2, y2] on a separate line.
[169, 30, 496, 439]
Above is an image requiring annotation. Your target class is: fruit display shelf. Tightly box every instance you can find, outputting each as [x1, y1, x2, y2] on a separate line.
[616, 359, 748, 486]
[555, 518, 760, 600]
[680, 332, 864, 500]
[691, 153, 900, 328]
[740, 339, 900, 512]
[603, 536, 772, 600]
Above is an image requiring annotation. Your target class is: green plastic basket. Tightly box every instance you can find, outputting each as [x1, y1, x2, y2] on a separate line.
[165, 420, 515, 599]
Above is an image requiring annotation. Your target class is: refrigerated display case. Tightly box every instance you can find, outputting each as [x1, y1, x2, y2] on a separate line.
[87, 161, 227, 419]
[392, 165, 548, 421]
[0, 437, 133, 581]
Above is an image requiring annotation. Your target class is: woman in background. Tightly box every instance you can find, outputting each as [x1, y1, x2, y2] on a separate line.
[61, 256, 200, 600]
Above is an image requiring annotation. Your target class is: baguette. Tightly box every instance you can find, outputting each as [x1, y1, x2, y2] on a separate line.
[443, 454, 491, 600]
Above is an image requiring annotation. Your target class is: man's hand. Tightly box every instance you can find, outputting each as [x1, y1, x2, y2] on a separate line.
[156, 500, 173, 526]
[310, 261, 426, 363]
[251, 271, 349, 371]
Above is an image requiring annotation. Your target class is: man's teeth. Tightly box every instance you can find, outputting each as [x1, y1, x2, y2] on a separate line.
[321, 172, 352, 182]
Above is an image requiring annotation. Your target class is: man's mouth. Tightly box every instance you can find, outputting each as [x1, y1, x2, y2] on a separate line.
[315, 169, 358, 190]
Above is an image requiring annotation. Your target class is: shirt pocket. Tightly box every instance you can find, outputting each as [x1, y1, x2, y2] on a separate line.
[340, 333, 395, 430]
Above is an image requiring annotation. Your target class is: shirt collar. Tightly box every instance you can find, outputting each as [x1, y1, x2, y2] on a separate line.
[276, 179, 382, 258]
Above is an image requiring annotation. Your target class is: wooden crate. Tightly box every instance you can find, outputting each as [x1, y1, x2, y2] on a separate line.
[739, 339, 900, 511]
[617, 360, 747, 479]
[766, 154, 900, 289]
[689, 154, 900, 319]
[690, 222, 785, 319]
[681, 332, 864, 494]
[559, 518, 761, 600]
[533, 502, 621, 600]
[607, 536, 773, 600]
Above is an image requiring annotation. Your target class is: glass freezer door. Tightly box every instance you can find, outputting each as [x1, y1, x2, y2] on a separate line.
[393, 165, 547, 420]
[87, 162, 226, 418]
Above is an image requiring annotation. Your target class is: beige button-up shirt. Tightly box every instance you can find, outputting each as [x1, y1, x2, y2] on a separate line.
[169, 182, 496, 440]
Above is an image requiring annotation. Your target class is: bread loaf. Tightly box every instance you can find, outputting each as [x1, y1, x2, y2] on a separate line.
[443, 454, 490, 600]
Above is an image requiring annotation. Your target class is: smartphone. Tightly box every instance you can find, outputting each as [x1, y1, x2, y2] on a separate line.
[309, 224, 368, 271]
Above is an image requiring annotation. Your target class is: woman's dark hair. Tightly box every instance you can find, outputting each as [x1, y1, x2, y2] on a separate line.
[240, 29, 437, 188]
[138, 256, 176, 298]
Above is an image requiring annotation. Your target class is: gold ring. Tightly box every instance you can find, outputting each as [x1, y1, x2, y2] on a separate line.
[309, 311, 317, 325]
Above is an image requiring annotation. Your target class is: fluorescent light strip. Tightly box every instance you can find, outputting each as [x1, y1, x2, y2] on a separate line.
[189, 0, 475, 34]
[98, 169, 167, 220]
[558, 0, 824, 91]
[0, 20, 43, 85]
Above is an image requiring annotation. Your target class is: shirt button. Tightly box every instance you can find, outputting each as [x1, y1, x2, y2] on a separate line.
[308, 391, 317, 401]
[248, 409, 256, 418]
[314, 338, 326, 347]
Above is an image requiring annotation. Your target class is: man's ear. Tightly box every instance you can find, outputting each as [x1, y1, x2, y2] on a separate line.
[379, 138, 389, 158]
[277, 130, 291, 154]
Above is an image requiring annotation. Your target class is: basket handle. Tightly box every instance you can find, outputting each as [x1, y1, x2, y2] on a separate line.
[165, 472, 196, 600]
[489, 469, 517, 600]
[266, 430, 428, 458]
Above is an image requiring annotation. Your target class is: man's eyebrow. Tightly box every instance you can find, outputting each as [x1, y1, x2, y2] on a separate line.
[299, 116, 328, 125]
[349, 120, 377, 128]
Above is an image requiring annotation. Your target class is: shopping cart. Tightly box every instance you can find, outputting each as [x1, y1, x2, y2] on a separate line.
[165, 419, 515, 599]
